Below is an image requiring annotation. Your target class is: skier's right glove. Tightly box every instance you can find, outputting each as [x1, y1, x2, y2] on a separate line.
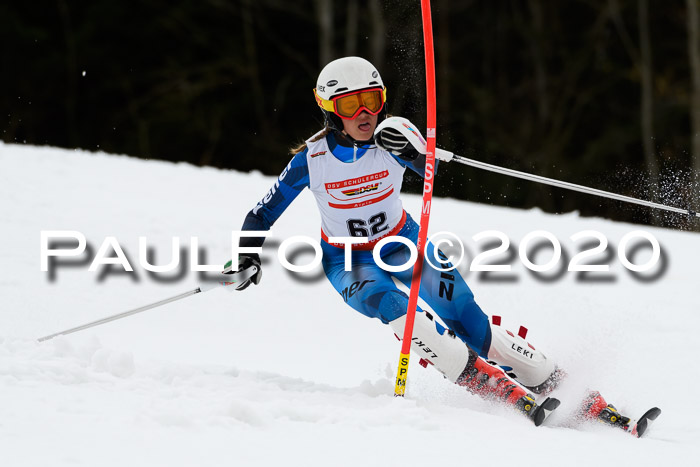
[374, 125, 419, 161]
[223, 253, 262, 291]
[374, 116, 455, 162]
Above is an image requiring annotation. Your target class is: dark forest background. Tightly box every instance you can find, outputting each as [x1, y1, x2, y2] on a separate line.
[4, 0, 700, 230]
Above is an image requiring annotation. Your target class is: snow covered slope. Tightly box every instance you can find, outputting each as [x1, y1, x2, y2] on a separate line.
[1, 142, 699, 466]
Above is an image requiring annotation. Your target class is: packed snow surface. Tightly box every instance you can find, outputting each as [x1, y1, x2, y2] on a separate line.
[1, 142, 699, 466]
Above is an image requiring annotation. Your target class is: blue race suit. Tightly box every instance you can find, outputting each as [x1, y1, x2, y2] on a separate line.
[240, 131, 492, 357]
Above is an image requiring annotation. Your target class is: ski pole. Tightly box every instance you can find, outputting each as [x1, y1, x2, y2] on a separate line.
[442, 150, 700, 218]
[37, 266, 258, 342]
[376, 117, 699, 219]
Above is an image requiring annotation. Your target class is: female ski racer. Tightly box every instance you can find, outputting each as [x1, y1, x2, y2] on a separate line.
[226, 56, 627, 428]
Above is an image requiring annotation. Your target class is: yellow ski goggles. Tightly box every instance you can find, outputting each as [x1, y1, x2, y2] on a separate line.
[314, 87, 386, 120]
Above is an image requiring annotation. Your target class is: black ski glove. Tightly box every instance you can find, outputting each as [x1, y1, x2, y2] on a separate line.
[375, 126, 420, 161]
[223, 253, 262, 291]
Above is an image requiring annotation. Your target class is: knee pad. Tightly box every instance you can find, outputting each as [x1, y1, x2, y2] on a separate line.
[389, 311, 470, 383]
[486, 316, 557, 389]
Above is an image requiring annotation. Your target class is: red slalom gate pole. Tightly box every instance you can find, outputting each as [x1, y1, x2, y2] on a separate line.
[394, 0, 438, 397]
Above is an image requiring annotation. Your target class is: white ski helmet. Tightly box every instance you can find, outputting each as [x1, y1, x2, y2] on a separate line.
[314, 56, 387, 131]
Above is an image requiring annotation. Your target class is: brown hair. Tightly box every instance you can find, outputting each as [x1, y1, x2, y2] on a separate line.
[290, 126, 332, 154]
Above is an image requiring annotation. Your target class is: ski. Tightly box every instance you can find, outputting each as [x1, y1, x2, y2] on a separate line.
[530, 396, 561, 427]
[626, 407, 662, 438]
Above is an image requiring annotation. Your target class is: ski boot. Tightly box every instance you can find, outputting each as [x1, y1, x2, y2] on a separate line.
[456, 350, 560, 426]
[579, 391, 661, 437]
[580, 391, 631, 426]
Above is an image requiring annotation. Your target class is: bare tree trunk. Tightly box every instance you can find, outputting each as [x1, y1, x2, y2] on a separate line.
[345, 0, 358, 56]
[316, 0, 334, 67]
[57, 0, 78, 147]
[638, 0, 660, 224]
[368, 1, 385, 69]
[241, 0, 269, 142]
[687, 0, 700, 201]
[528, 0, 549, 124]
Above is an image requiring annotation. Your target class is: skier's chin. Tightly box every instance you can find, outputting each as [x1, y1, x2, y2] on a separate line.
[350, 124, 374, 142]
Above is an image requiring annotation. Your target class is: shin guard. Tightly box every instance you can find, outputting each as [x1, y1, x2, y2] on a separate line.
[487, 316, 561, 393]
[389, 311, 471, 382]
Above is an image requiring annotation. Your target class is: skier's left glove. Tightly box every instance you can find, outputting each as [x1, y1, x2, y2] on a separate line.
[374, 124, 419, 161]
[223, 253, 262, 291]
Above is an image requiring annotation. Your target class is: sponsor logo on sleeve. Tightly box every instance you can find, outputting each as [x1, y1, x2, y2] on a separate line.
[252, 160, 293, 215]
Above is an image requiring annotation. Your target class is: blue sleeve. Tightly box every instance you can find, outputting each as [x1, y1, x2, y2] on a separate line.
[240, 149, 310, 248]
[391, 153, 440, 178]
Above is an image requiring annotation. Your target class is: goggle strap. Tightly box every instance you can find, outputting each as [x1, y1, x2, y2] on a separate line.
[314, 89, 336, 112]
